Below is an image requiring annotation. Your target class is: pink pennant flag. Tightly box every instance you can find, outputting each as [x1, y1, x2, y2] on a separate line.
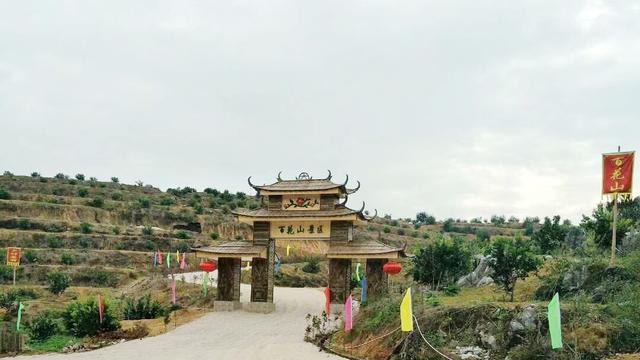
[324, 288, 331, 315]
[180, 253, 186, 270]
[344, 295, 353, 332]
[97, 295, 104, 324]
[171, 278, 177, 305]
[157, 251, 163, 265]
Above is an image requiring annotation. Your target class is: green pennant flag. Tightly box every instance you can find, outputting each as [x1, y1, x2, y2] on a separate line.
[547, 293, 562, 349]
[16, 302, 25, 331]
[202, 272, 209, 297]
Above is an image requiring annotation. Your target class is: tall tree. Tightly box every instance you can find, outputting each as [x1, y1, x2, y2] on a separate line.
[486, 237, 541, 301]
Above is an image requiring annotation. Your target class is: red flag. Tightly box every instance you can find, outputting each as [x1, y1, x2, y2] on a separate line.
[603, 152, 634, 195]
[323, 288, 331, 315]
[97, 295, 104, 324]
[344, 295, 353, 332]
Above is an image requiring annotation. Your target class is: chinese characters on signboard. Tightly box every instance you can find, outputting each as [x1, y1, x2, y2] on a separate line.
[603, 152, 634, 195]
[270, 221, 331, 239]
[282, 195, 320, 210]
[6, 247, 21, 267]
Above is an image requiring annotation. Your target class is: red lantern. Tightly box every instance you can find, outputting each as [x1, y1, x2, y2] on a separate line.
[199, 261, 217, 273]
[383, 262, 402, 275]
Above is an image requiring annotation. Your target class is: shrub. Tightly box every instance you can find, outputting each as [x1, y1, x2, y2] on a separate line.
[112, 226, 121, 235]
[383, 226, 391, 234]
[111, 177, 119, 183]
[55, 173, 68, 180]
[111, 192, 123, 201]
[79, 222, 92, 234]
[422, 232, 429, 239]
[122, 294, 167, 320]
[63, 298, 120, 337]
[486, 237, 542, 301]
[203, 188, 219, 195]
[411, 231, 419, 238]
[137, 197, 151, 208]
[142, 226, 153, 236]
[397, 228, 405, 236]
[0, 186, 10, 200]
[23, 250, 38, 263]
[47, 235, 62, 248]
[443, 284, 460, 296]
[79, 237, 93, 248]
[302, 257, 321, 274]
[31, 172, 41, 177]
[442, 218, 454, 232]
[68, 179, 78, 185]
[0, 288, 38, 309]
[209, 233, 219, 240]
[47, 271, 71, 295]
[61, 253, 77, 265]
[175, 230, 189, 239]
[17, 218, 31, 230]
[77, 188, 89, 197]
[27, 311, 60, 341]
[412, 238, 471, 290]
[159, 197, 175, 206]
[75, 174, 85, 181]
[52, 187, 66, 196]
[476, 228, 491, 243]
[87, 197, 104, 208]
[3, 171, 14, 176]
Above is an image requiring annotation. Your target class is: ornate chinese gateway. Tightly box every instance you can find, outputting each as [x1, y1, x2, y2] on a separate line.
[194, 171, 405, 313]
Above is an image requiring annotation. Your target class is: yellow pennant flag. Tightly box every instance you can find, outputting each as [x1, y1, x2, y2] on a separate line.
[400, 288, 413, 332]
[286, 244, 291, 257]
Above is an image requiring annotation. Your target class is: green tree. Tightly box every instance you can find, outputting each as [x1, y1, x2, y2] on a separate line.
[77, 188, 89, 197]
[442, 218, 454, 232]
[111, 177, 119, 183]
[47, 271, 71, 295]
[412, 239, 471, 290]
[75, 173, 85, 181]
[416, 212, 436, 225]
[581, 203, 633, 249]
[486, 237, 541, 301]
[476, 228, 491, 243]
[490, 215, 506, 225]
[0, 186, 10, 200]
[532, 215, 567, 254]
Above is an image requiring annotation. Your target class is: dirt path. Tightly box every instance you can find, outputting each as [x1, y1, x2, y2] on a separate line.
[16, 272, 344, 360]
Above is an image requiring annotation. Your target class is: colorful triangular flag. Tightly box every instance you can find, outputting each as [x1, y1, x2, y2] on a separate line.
[400, 288, 413, 332]
[548, 293, 563, 349]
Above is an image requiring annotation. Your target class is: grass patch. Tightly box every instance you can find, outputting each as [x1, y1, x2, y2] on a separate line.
[28, 334, 78, 352]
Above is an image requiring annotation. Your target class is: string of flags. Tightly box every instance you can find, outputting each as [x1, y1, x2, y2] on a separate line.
[336, 286, 564, 352]
[152, 250, 188, 269]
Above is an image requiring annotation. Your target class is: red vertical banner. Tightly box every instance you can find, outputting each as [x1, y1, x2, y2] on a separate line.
[97, 295, 104, 324]
[603, 152, 634, 195]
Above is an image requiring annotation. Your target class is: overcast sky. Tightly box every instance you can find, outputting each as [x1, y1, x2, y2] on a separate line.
[1, 1, 638, 222]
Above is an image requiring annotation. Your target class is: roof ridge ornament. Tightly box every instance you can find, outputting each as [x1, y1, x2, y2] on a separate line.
[342, 174, 349, 186]
[277, 171, 283, 182]
[296, 172, 312, 180]
[347, 180, 360, 194]
[364, 209, 378, 221]
[339, 193, 349, 206]
[325, 170, 332, 180]
[248, 176, 257, 188]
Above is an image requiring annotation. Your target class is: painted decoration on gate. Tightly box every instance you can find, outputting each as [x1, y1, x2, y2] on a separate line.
[282, 195, 320, 210]
[270, 221, 331, 239]
[602, 151, 635, 195]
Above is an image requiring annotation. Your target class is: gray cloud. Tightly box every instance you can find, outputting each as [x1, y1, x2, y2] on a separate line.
[1, 0, 638, 222]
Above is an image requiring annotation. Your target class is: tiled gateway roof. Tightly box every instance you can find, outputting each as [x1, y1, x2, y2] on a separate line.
[193, 241, 267, 258]
[247, 172, 360, 194]
[233, 207, 364, 219]
[326, 240, 406, 258]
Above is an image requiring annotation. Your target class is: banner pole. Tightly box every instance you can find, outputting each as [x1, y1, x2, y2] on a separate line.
[610, 193, 618, 267]
[12, 266, 16, 286]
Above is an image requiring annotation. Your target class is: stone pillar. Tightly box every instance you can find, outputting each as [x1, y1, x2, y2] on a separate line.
[215, 257, 241, 311]
[366, 258, 388, 298]
[246, 239, 275, 313]
[328, 258, 351, 305]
